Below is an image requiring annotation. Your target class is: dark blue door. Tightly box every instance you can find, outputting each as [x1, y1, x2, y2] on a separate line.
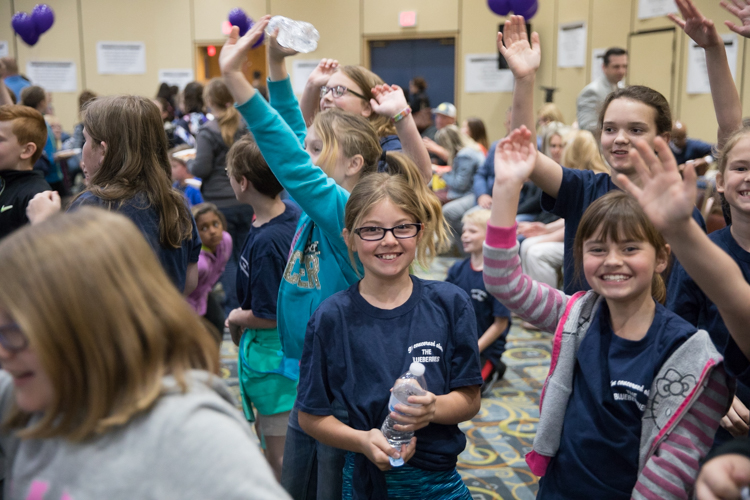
[369, 38, 455, 107]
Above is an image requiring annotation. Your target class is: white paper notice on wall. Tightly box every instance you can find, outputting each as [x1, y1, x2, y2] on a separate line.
[686, 34, 738, 94]
[158, 69, 194, 91]
[558, 22, 586, 68]
[590, 48, 606, 83]
[96, 42, 146, 75]
[638, 0, 677, 20]
[464, 54, 514, 93]
[0, 41, 8, 58]
[26, 61, 77, 92]
[292, 60, 320, 95]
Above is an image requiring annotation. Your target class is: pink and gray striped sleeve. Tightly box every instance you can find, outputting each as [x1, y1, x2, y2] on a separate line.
[633, 365, 730, 500]
[483, 223, 569, 334]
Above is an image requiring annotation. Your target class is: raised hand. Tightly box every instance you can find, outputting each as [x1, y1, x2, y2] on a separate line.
[307, 59, 339, 88]
[219, 16, 270, 75]
[358, 429, 416, 471]
[497, 15, 541, 80]
[617, 137, 697, 234]
[370, 84, 408, 117]
[493, 126, 537, 185]
[668, 0, 722, 49]
[267, 28, 298, 63]
[721, 0, 750, 38]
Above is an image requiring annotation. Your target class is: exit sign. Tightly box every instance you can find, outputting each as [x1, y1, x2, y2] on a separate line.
[399, 11, 417, 27]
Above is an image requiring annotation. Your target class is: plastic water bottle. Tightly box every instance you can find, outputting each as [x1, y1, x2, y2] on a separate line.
[380, 362, 427, 467]
[265, 16, 319, 53]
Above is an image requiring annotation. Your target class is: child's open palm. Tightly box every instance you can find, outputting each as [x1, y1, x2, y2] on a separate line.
[669, 0, 723, 49]
[493, 126, 537, 185]
[370, 84, 408, 117]
[618, 137, 697, 233]
[721, 0, 750, 38]
[498, 15, 540, 80]
[307, 59, 339, 88]
[219, 16, 270, 75]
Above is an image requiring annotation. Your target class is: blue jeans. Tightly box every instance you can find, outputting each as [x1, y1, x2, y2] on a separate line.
[217, 204, 254, 316]
[281, 406, 347, 500]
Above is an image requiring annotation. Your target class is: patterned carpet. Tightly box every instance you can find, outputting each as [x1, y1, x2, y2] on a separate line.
[219, 257, 552, 499]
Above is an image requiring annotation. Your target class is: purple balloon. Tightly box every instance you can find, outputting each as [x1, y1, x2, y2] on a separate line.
[31, 4, 54, 34]
[11, 12, 39, 46]
[487, 0, 512, 16]
[518, 0, 538, 19]
[228, 8, 250, 36]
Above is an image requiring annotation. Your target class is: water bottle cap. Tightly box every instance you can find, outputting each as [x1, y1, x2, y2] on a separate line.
[409, 362, 425, 377]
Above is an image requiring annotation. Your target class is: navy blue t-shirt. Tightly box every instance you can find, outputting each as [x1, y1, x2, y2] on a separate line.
[236, 201, 301, 319]
[378, 135, 403, 172]
[445, 258, 511, 365]
[297, 275, 483, 471]
[666, 226, 750, 390]
[538, 302, 695, 500]
[70, 191, 201, 291]
[541, 167, 707, 295]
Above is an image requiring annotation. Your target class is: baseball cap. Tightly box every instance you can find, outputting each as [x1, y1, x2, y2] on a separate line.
[432, 102, 456, 118]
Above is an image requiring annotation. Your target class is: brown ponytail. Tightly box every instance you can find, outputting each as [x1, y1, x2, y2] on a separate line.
[204, 78, 241, 146]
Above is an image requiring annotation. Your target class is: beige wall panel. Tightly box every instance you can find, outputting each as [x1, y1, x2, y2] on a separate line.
[0, 2, 17, 60]
[79, 0, 193, 109]
[628, 30, 675, 107]
[589, 0, 631, 86]
[193, 0, 266, 43]
[15, 0, 82, 130]
[554, 0, 589, 129]
[742, 39, 750, 122]
[363, 0, 459, 35]
[528, 0, 557, 122]
[271, 0, 361, 67]
[459, 3, 508, 142]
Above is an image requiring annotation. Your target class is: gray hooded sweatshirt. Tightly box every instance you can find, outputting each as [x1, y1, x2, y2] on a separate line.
[0, 370, 290, 500]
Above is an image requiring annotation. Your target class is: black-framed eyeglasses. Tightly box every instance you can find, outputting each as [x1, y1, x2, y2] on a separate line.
[353, 223, 423, 241]
[320, 85, 368, 101]
[0, 323, 29, 353]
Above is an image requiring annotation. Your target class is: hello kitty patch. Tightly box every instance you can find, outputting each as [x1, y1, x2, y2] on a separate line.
[643, 369, 697, 430]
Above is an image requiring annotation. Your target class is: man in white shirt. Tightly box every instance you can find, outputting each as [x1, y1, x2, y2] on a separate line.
[576, 48, 628, 133]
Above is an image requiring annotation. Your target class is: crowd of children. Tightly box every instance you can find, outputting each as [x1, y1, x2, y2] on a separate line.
[4, 1, 750, 499]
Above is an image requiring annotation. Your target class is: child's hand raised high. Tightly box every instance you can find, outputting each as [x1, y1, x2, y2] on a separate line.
[721, 0, 750, 38]
[493, 126, 537, 185]
[669, 0, 723, 49]
[219, 16, 270, 76]
[267, 27, 299, 63]
[618, 137, 697, 235]
[370, 84, 409, 118]
[498, 15, 540, 81]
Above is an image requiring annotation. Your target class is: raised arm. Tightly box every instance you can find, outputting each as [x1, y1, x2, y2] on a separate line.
[220, 20, 268, 106]
[484, 127, 569, 332]
[266, 31, 307, 144]
[670, 0, 741, 148]
[370, 84, 432, 183]
[620, 137, 750, 358]
[299, 59, 339, 127]
[499, 15, 563, 198]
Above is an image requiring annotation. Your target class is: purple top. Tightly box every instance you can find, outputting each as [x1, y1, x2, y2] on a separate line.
[187, 231, 232, 315]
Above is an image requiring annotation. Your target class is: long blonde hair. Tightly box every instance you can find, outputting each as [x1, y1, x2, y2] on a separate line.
[204, 78, 242, 146]
[344, 152, 450, 272]
[0, 208, 219, 441]
[562, 130, 609, 174]
[313, 108, 382, 180]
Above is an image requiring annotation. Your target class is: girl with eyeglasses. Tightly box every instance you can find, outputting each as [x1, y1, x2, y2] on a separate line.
[298, 56, 432, 181]
[296, 154, 481, 500]
[219, 18, 436, 499]
[0, 207, 290, 499]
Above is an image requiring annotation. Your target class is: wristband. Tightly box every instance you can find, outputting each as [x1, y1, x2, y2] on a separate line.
[392, 106, 412, 123]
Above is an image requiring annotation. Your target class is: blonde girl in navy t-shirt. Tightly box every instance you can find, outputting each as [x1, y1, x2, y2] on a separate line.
[296, 155, 482, 499]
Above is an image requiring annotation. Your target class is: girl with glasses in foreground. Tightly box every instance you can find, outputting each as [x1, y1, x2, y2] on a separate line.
[296, 165, 482, 500]
[0, 207, 289, 499]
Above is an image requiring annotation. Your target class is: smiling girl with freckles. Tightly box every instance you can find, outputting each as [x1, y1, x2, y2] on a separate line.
[482, 128, 731, 500]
